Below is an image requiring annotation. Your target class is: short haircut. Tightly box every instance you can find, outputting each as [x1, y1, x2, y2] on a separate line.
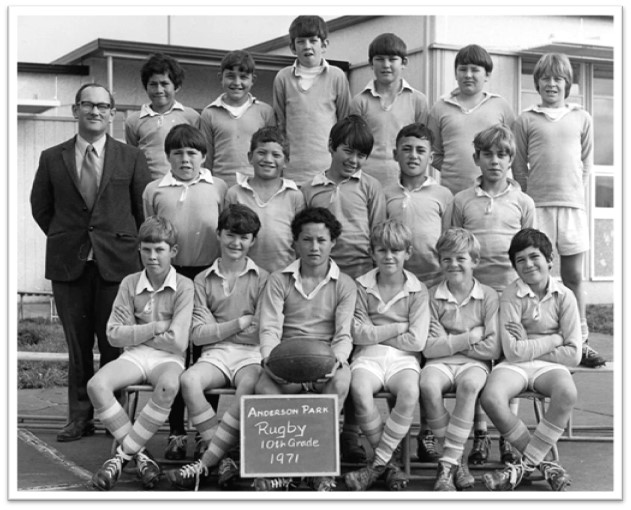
[473, 123, 516, 157]
[454, 44, 493, 74]
[164, 124, 207, 155]
[138, 215, 177, 247]
[368, 33, 407, 62]
[370, 219, 412, 251]
[508, 228, 554, 268]
[140, 53, 185, 90]
[291, 207, 342, 241]
[220, 50, 256, 75]
[436, 227, 481, 260]
[217, 203, 261, 237]
[74, 83, 115, 109]
[395, 122, 434, 147]
[288, 15, 328, 50]
[249, 126, 290, 159]
[533, 53, 573, 99]
[329, 114, 374, 156]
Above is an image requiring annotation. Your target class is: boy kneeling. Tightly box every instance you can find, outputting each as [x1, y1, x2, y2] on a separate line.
[88, 216, 194, 490]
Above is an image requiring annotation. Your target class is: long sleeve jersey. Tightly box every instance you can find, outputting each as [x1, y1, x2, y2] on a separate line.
[428, 90, 515, 195]
[498, 277, 581, 366]
[424, 279, 501, 366]
[107, 267, 194, 356]
[273, 60, 351, 187]
[190, 257, 269, 350]
[512, 104, 593, 209]
[301, 170, 386, 279]
[198, 95, 275, 188]
[451, 178, 536, 292]
[385, 177, 453, 288]
[350, 79, 429, 188]
[225, 176, 305, 273]
[258, 259, 356, 363]
[352, 268, 429, 358]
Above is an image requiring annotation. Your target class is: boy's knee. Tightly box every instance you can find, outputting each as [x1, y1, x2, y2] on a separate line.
[457, 377, 485, 397]
[553, 384, 578, 410]
[155, 378, 181, 403]
[480, 387, 500, 413]
[180, 370, 197, 392]
[398, 384, 420, 404]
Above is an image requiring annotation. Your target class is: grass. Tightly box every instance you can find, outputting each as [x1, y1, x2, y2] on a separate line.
[17, 304, 614, 390]
[18, 318, 68, 389]
[586, 304, 614, 335]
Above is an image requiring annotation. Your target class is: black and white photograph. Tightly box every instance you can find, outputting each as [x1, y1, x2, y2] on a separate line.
[7, 0, 624, 502]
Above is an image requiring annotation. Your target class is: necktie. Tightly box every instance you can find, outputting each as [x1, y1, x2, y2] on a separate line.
[79, 144, 98, 209]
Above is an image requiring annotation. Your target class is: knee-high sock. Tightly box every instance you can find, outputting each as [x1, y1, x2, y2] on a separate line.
[121, 398, 170, 455]
[95, 397, 132, 444]
[200, 406, 240, 468]
[427, 410, 450, 441]
[503, 420, 531, 453]
[190, 404, 218, 442]
[441, 414, 472, 466]
[523, 418, 564, 466]
[356, 406, 384, 449]
[373, 409, 413, 468]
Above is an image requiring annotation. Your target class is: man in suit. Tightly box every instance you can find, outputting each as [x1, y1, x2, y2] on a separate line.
[31, 83, 151, 442]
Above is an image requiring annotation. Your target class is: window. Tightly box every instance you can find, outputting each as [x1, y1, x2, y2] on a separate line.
[591, 173, 614, 279]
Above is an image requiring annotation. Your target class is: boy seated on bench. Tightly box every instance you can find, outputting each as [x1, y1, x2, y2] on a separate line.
[87, 216, 194, 491]
[481, 228, 580, 491]
[166, 204, 269, 491]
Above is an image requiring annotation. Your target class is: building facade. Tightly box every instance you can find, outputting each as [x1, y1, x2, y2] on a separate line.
[17, 14, 617, 303]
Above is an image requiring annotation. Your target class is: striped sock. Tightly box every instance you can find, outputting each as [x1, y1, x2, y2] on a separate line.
[356, 406, 384, 449]
[94, 398, 132, 444]
[200, 406, 240, 468]
[373, 409, 413, 467]
[190, 404, 218, 442]
[523, 418, 564, 466]
[441, 414, 472, 465]
[504, 420, 531, 453]
[121, 398, 170, 455]
[427, 411, 450, 441]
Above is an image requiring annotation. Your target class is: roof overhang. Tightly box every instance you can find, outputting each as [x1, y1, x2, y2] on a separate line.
[520, 42, 613, 63]
[51, 38, 349, 72]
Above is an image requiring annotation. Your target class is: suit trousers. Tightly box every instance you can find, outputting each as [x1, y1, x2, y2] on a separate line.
[52, 261, 121, 423]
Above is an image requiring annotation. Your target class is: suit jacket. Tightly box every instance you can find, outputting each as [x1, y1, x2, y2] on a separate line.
[31, 134, 151, 283]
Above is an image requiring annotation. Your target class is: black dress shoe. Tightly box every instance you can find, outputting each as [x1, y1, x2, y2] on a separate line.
[57, 420, 96, 442]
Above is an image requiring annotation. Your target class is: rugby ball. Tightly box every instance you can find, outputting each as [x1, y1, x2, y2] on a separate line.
[267, 339, 338, 383]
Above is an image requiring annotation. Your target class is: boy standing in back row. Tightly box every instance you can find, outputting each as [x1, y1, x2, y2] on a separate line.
[350, 33, 429, 188]
[125, 53, 200, 180]
[512, 52, 604, 368]
[273, 15, 351, 187]
[198, 50, 275, 188]
[428, 44, 515, 195]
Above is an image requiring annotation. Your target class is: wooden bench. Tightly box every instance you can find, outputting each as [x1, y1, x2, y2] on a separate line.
[18, 290, 58, 321]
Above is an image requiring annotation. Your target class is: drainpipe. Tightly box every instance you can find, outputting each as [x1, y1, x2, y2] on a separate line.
[107, 55, 114, 136]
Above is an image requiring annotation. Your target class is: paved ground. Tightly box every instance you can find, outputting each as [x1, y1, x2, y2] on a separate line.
[13, 333, 617, 498]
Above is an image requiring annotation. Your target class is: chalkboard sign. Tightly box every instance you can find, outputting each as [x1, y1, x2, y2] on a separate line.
[240, 394, 339, 477]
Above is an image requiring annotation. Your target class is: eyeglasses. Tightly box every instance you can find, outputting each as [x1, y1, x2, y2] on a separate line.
[77, 101, 112, 113]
